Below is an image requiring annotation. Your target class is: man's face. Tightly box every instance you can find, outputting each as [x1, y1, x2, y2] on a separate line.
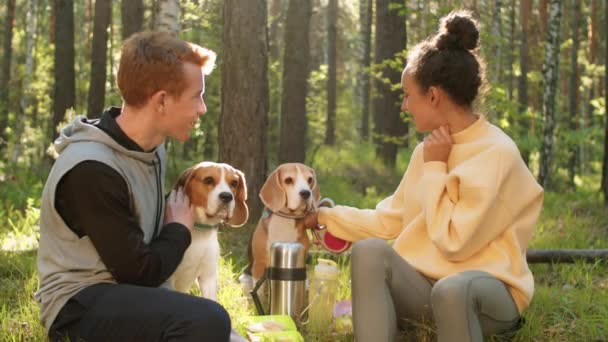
[163, 62, 207, 141]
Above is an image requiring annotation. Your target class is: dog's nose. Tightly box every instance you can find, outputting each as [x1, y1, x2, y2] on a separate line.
[219, 192, 233, 203]
[299, 190, 311, 200]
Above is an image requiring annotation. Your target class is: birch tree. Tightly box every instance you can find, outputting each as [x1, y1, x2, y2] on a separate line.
[156, 0, 180, 34]
[538, 0, 562, 188]
[12, 0, 37, 162]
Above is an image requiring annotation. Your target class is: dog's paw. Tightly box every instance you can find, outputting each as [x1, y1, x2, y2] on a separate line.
[239, 273, 253, 294]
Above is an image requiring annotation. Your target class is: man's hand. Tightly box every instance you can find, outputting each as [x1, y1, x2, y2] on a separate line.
[165, 187, 195, 231]
[423, 125, 453, 163]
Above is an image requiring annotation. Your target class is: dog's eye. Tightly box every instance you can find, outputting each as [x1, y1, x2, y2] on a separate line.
[284, 177, 293, 185]
[230, 180, 239, 188]
[203, 177, 214, 185]
[307, 177, 313, 185]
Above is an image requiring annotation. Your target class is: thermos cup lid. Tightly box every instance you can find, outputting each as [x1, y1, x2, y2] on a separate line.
[269, 242, 307, 269]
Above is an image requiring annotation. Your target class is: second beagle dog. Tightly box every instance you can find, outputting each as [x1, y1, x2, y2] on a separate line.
[246, 163, 320, 284]
[167, 161, 248, 300]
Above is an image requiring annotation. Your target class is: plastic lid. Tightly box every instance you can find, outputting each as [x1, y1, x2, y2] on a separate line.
[314, 258, 339, 277]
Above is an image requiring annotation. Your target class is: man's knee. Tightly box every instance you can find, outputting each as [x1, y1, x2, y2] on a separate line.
[180, 299, 231, 341]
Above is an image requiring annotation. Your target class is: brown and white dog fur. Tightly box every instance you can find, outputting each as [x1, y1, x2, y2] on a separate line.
[242, 163, 320, 289]
[166, 162, 248, 301]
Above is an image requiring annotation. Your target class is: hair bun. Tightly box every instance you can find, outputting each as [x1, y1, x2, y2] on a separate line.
[434, 10, 479, 51]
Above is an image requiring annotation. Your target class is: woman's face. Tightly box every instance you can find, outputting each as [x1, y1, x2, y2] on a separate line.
[401, 68, 442, 132]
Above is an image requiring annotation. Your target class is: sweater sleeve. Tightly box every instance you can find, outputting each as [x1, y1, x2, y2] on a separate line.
[56, 161, 191, 287]
[420, 154, 515, 262]
[318, 147, 424, 241]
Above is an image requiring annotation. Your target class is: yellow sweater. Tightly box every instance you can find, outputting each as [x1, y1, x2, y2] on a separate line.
[319, 116, 543, 312]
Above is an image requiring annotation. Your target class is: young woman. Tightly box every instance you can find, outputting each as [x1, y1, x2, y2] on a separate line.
[304, 10, 543, 342]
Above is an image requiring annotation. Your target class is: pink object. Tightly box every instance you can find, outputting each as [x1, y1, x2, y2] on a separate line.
[312, 225, 352, 254]
[333, 300, 352, 318]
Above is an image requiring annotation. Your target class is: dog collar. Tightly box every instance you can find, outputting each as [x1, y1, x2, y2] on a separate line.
[264, 207, 312, 220]
[193, 222, 220, 230]
[264, 198, 335, 220]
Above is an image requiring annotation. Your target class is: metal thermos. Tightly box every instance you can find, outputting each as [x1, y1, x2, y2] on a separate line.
[251, 242, 307, 321]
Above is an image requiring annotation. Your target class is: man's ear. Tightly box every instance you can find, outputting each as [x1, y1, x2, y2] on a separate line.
[150, 90, 168, 112]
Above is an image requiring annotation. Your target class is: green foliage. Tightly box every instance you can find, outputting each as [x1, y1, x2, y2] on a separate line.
[309, 142, 405, 208]
[1, 162, 608, 341]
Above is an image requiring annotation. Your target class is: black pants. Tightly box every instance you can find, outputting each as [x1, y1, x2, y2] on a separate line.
[49, 283, 231, 342]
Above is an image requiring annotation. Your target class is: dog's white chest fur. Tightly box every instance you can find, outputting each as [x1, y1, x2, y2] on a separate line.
[170, 228, 220, 299]
[267, 216, 299, 249]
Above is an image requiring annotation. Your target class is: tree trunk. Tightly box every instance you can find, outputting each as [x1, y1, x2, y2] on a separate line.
[220, 0, 269, 221]
[155, 0, 180, 34]
[325, 0, 337, 146]
[602, 0, 608, 204]
[121, 0, 144, 39]
[308, 0, 326, 72]
[518, 0, 531, 164]
[566, 0, 581, 188]
[359, 0, 372, 141]
[526, 249, 608, 264]
[50, 0, 56, 44]
[538, 0, 562, 188]
[52, 0, 76, 141]
[0, 0, 16, 153]
[268, 0, 283, 61]
[12, 0, 37, 163]
[278, 0, 312, 164]
[538, 0, 548, 39]
[88, 0, 112, 119]
[373, 0, 407, 168]
[506, 0, 515, 101]
[490, 0, 502, 85]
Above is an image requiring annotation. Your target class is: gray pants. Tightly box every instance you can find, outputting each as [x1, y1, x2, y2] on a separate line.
[351, 238, 521, 342]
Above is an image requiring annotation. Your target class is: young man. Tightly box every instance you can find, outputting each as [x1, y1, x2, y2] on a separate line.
[36, 31, 230, 341]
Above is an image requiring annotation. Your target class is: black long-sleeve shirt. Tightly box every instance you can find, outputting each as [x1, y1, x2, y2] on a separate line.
[55, 107, 191, 287]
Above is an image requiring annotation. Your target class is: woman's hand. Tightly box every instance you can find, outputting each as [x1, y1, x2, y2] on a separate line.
[423, 125, 453, 163]
[165, 187, 196, 231]
[303, 211, 320, 229]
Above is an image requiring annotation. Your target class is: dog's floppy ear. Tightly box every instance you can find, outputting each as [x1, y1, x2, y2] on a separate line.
[306, 165, 321, 204]
[173, 164, 198, 192]
[227, 169, 249, 227]
[259, 166, 286, 212]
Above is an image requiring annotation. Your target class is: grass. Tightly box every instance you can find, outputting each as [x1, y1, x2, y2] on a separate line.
[1, 165, 607, 341]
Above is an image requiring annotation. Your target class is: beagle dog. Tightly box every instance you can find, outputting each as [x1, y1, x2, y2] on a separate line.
[167, 162, 248, 300]
[244, 163, 320, 286]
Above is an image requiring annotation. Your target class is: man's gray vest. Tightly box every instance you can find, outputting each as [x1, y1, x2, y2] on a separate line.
[35, 116, 167, 331]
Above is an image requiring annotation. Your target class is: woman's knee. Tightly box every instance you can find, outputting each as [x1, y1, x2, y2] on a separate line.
[352, 238, 390, 263]
[431, 271, 491, 309]
[431, 273, 471, 309]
